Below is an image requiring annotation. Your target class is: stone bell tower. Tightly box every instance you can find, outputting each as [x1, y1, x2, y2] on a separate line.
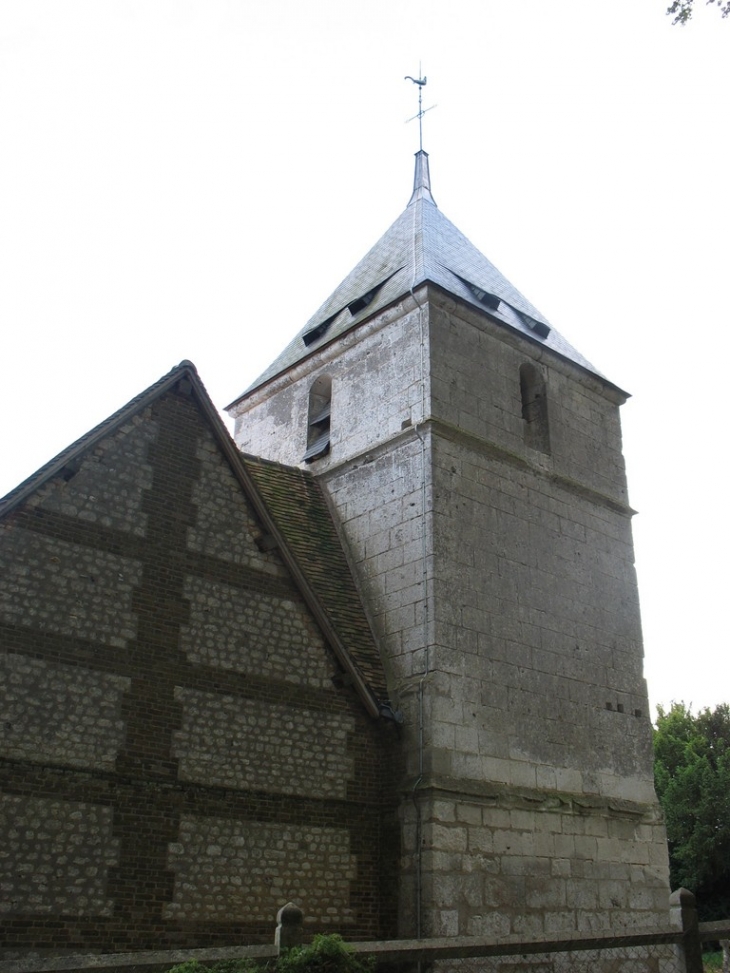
[227, 151, 670, 939]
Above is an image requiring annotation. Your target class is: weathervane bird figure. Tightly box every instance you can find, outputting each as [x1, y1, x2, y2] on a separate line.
[405, 72, 436, 152]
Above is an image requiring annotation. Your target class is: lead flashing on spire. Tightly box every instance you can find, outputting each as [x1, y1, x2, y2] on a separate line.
[409, 150, 436, 207]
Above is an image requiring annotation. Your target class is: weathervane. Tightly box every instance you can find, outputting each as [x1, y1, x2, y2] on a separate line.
[405, 71, 436, 152]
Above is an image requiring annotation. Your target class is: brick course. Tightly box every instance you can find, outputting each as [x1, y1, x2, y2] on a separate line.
[0, 377, 398, 957]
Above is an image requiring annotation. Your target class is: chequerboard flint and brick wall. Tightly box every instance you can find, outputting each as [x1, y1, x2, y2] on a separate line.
[0, 367, 400, 956]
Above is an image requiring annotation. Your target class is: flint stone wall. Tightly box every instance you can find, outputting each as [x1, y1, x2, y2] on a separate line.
[0, 383, 395, 958]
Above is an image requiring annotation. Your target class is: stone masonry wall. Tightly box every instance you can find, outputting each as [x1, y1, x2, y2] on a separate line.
[232, 298, 427, 469]
[426, 296, 654, 797]
[231, 296, 433, 736]
[427, 297, 630, 506]
[410, 298, 670, 935]
[231, 289, 670, 938]
[0, 382, 395, 958]
[428, 433, 653, 799]
[405, 791, 669, 939]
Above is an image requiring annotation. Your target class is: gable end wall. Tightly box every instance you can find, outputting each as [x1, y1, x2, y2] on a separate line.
[0, 384, 398, 958]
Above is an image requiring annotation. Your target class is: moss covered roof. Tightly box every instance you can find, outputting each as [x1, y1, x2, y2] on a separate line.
[242, 454, 388, 708]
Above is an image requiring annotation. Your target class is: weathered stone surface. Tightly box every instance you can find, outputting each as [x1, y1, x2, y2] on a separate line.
[187, 436, 287, 575]
[164, 817, 357, 923]
[0, 655, 129, 769]
[0, 795, 119, 915]
[26, 412, 157, 535]
[172, 687, 355, 796]
[180, 575, 331, 685]
[0, 530, 141, 646]
[234, 283, 670, 938]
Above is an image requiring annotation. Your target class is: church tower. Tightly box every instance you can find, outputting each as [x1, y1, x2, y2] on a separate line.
[227, 151, 670, 938]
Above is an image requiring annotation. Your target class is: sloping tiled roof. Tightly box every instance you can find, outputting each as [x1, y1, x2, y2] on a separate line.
[242, 454, 389, 706]
[230, 151, 609, 406]
[0, 362, 389, 718]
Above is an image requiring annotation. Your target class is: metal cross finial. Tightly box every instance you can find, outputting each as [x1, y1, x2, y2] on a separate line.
[405, 72, 435, 152]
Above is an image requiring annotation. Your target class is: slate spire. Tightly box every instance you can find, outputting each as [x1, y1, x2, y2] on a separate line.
[409, 149, 436, 206]
[229, 150, 606, 407]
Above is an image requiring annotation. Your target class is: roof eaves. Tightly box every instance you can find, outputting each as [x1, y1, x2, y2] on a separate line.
[426, 281, 629, 400]
[225, 279, 416, 411]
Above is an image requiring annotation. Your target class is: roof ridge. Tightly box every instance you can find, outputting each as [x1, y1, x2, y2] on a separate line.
[239, 451, 308, 474]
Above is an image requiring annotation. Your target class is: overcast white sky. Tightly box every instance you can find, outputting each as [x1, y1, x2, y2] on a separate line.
[1, 1, 728, 717]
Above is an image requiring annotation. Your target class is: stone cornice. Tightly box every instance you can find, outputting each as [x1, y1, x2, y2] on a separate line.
[319, 417, 635, 518]
[406, 773, 661, 821]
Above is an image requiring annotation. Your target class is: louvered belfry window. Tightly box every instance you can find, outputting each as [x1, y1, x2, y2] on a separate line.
[304, 375, 332, 463]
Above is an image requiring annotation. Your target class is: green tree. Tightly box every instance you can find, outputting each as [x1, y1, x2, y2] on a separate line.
[667, 0, 730, 24]
[654, 702, 730, 920]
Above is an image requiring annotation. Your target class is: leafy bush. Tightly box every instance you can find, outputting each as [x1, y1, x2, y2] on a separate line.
[277, 934, 373, 973]
[168, 934, 373, 973]
[702, 951, 722, 972]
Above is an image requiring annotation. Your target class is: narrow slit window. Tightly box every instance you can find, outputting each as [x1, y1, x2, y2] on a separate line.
[304, 375, 332, 463]
[519, 363, 550, 454]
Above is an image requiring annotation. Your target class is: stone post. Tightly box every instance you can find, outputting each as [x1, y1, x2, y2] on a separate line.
[670, 888, 703, 973]
[275, 902, 304, 951]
